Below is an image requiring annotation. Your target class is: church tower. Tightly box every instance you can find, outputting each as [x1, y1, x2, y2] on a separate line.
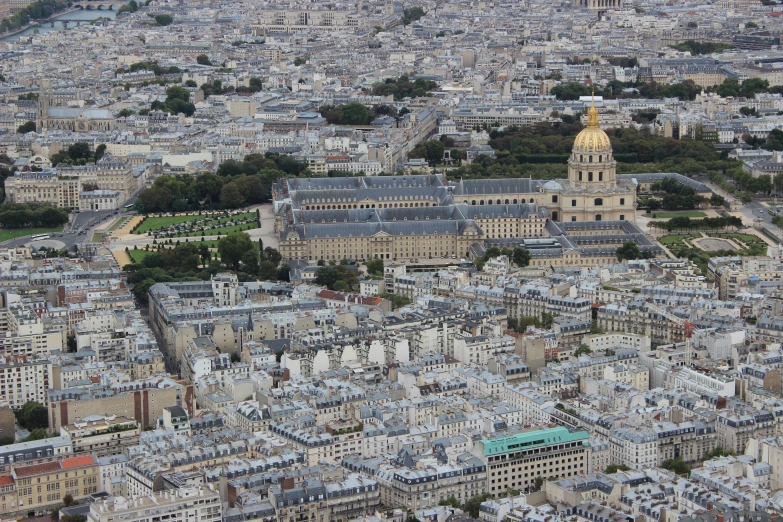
[568, 97, 616, 190]
[385, 0, 394, 16]
[36, 80, 52, 133]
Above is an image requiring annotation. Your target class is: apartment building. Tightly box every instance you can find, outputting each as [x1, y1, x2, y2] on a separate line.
[87, 486, 221, 522]
[716, 410, 775, 454]
[12, 455, 99, 517]
[473, 426, 590, 495]
[0, 436, 72, 472]
[47, 377, 190, 431]
[59, 415, 140, 458]
[0, 355, 52, 409]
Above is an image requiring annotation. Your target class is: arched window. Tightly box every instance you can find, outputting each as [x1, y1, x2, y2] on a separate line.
[599, 155, 602, 162]
[529, 198, 534, 203]
[505, 199, 510, 204]
[479, 200, 484, 205]
[472, 200, 476, 205]
[513, 199, 518, 204]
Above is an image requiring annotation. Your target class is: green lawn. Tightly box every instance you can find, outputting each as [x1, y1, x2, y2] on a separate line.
[646, 211, 707, 219]
[0, 228, 62, 242]
[658, 234, 697, 246]
[128, 249, 154, 263]
[169, 222, 258, 238]
[135, 212, 257, 234]
[91, 232, 104, 243]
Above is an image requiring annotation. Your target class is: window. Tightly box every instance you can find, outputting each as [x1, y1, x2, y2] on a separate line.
[589, 156, 593, 163]
[620, 198, 625, 205]
[599, 172, 603, 181]
[588, 172, 593, 181]
[620, 215, 625, 220]
[571, 199, 577, 207]
[579, 172, 583, 181]
[552, 195, 558, 203]
[596, 214, 602, 221]
[594, 198, 603, 206]
[571, 216, 577, 221]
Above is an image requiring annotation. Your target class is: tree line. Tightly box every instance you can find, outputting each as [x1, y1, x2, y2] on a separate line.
[0, 203, 69, 229]
[0, 0, 68, 32]
[124, 233, 287, 305]
[650, 215, 744, 231]
[135, 153, 303, 213]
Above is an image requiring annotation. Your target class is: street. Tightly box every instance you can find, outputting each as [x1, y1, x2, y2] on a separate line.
[0, 209, 123, 251]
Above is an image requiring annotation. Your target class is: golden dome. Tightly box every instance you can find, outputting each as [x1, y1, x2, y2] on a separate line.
[572, 98, 612, 153]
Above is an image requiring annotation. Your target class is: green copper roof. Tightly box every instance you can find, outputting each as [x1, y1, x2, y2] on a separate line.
[480, 426, 589, 456]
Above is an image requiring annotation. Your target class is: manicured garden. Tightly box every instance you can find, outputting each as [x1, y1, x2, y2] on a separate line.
[132, 211, 258, 237]
[658, 232, 767, 256]
[658, 234, 698, 247]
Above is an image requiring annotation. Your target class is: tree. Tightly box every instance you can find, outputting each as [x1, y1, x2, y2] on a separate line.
[63, 494, 74, 507]
[66, 334, 77, 353]
[293, 56, 307, 66]
[662, 457, 690, 475]
[604, 464, 631, 473]
[196, 54, 212, 66]
[17, 401, 48, 430]
[366, 258, 384, 277]
[574, 345, 592, 356]
[378, 292, 411, 309]
[154, 14, 173, 26]
[23, 428, 48, 442]
[218, 232, 255, 271]
[463, 493, 493, 518]
[340, 102, 371, 125]
[262, 247, 282, 266]
[240, 250, 259, 274]
[709, 194, 725, 207]
[116, 108, 136, 118]
[616, 241, 641, 261]
[16, 121, 35, 134]
[531, 476, 545, 492]
[512, 247, 531, 267]
[68, 142, 91, 160]
[220, 182, 245, 208]
[539, 311, 555, 329]
[439, 495, 460, 508]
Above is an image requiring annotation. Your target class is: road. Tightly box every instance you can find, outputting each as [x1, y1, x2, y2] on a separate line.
[0, 209, 123, 250]
[744, 200, 782, 243]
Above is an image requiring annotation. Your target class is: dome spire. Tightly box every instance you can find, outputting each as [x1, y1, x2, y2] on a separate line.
[587, 88, 599, 128]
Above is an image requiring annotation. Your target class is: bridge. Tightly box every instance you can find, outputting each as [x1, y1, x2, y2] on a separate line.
[69, 0, 128, 10]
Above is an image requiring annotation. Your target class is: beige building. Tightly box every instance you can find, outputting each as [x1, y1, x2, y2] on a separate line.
[275, 105, 650, 265]
[4, 171, 80, 209]
[47, 378, 189, 431]
[59, 415, 140, 458]
[254, 9, 364, 34]
[12, 455, 99, 517]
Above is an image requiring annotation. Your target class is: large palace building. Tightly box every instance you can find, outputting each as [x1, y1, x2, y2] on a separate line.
[273, 106, 692, 266]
